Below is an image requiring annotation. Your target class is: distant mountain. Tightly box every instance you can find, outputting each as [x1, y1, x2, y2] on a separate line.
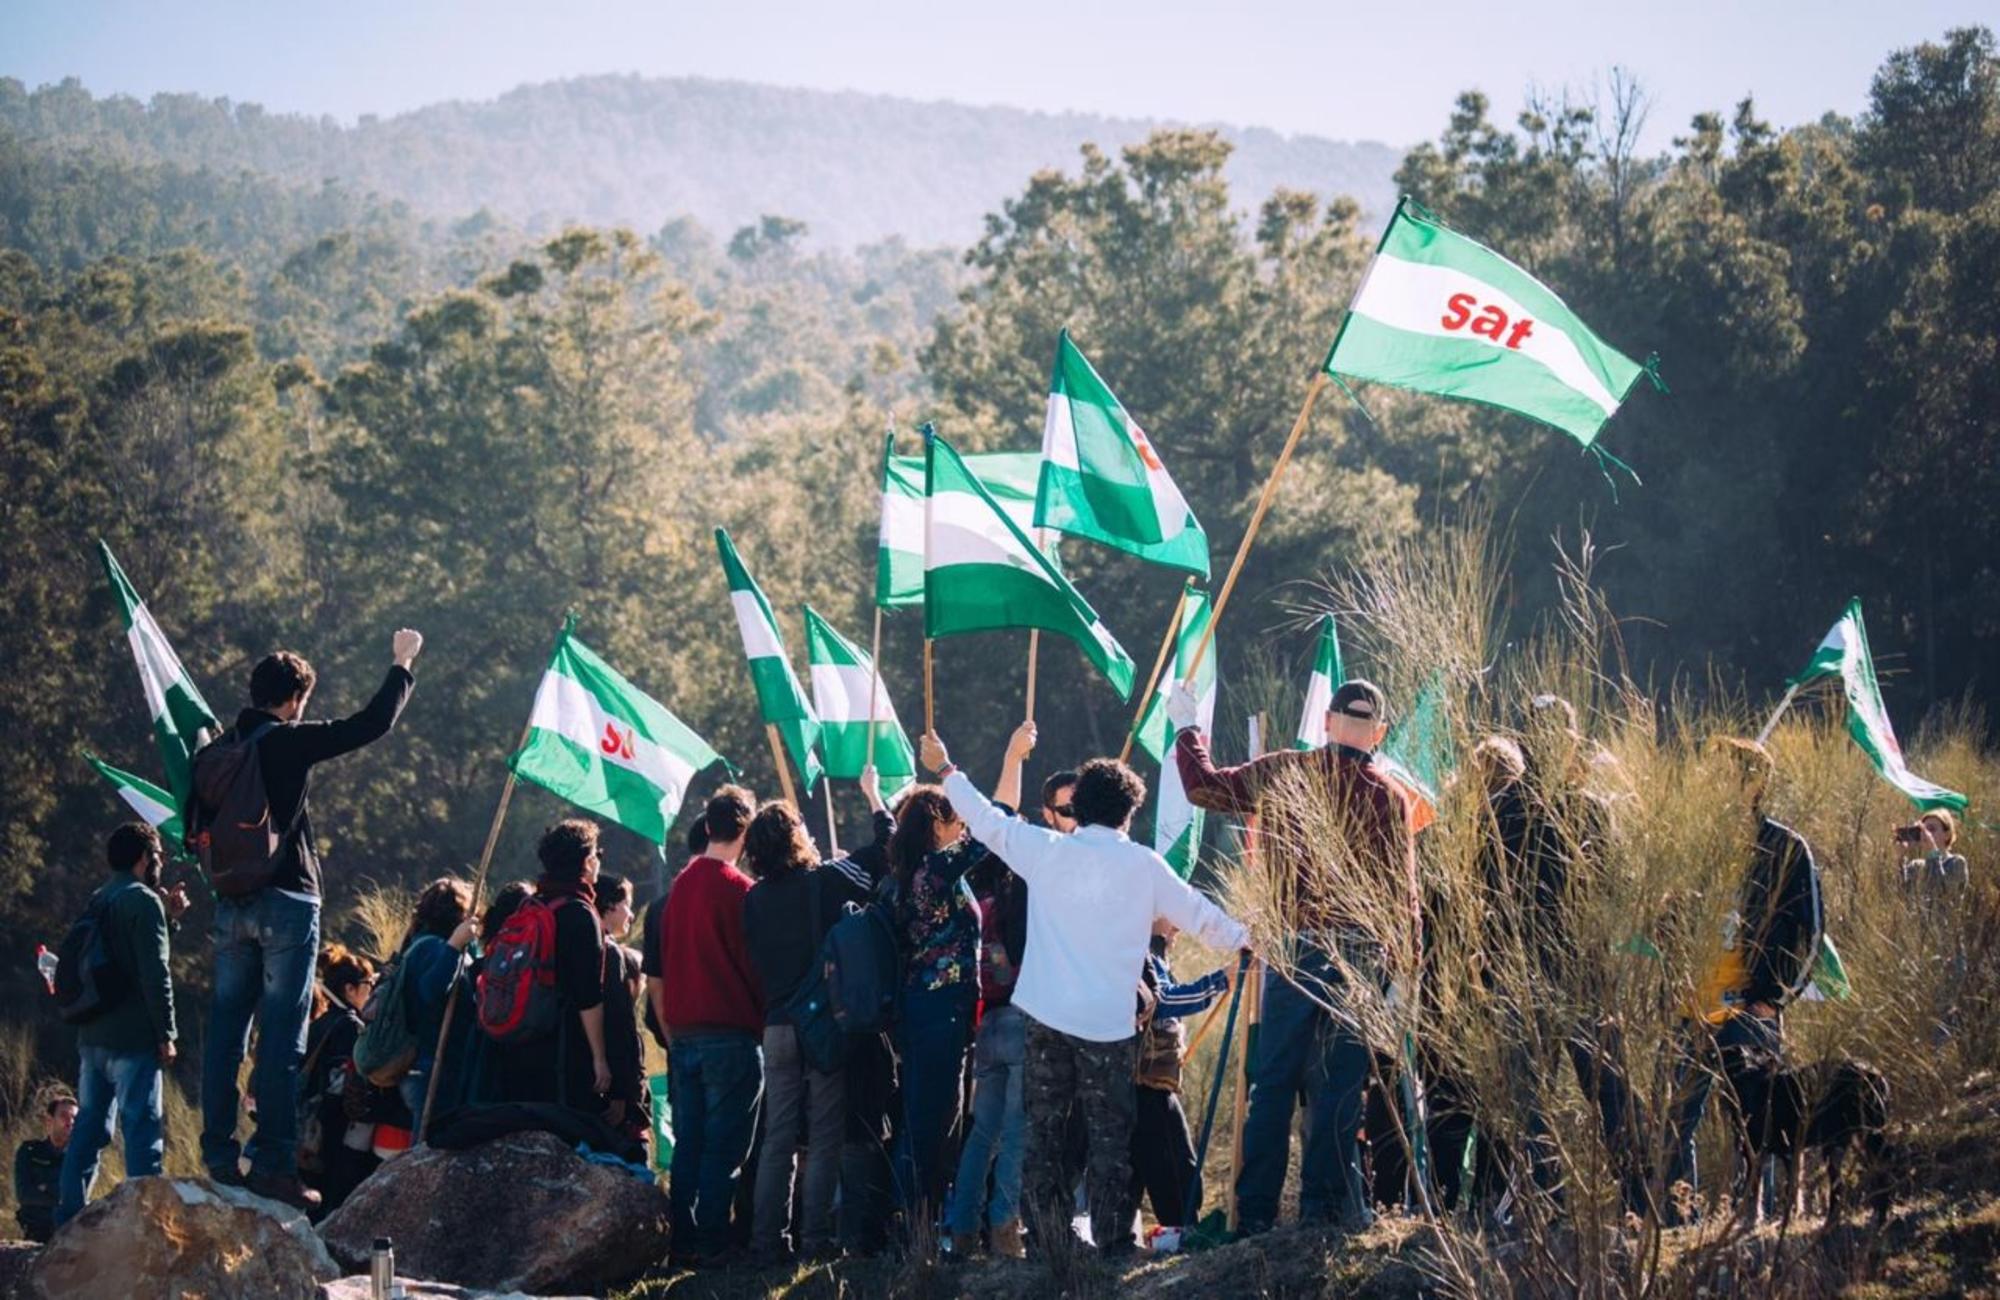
[0, 74, 1403, 247]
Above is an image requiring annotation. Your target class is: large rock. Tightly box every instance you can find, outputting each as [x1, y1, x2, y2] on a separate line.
[0, 1241, 38, 1298]
[320, 1279, 589, 1300]
[320, 1131, 669, 1295]
[25, 1176, 339, 1299]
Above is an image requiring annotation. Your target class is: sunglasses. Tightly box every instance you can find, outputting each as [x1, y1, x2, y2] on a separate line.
[1334, 706, 1377, 720]
[1046, 803, 1075, 817]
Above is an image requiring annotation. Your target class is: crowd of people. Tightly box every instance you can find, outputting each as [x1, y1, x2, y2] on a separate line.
[26, 626, 1941, 1265]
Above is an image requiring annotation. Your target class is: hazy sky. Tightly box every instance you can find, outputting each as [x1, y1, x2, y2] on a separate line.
[8, 0, 1989, 149]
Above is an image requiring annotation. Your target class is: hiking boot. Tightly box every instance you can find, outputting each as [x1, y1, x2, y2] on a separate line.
[949, 1231, 982, 1259]
[991, 1219, 1026, 1259]
[205, 1165, 247, 1189]
[244, 1170, 321, 1211]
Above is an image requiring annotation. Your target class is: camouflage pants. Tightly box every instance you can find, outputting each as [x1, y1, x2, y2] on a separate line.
[1022, 1015, 1138, 1254]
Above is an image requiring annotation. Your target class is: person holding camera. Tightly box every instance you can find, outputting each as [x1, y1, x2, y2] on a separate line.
[1898, 810, 1968, 895]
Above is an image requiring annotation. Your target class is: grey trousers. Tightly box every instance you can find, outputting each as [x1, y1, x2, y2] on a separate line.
[751, 1022, 846, 1255]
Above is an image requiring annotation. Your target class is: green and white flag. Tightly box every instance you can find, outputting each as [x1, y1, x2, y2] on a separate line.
[1378, 675, 1452, 834]
[716, 529, 824, 791]
[99, 541, 219, 807]
[1786, 598, 1967, 812]
[802, 604, 916, 795]
[1133, 583, 1214, 878]
[878, 436, 1045, 608]
[1801, 933, 1852, 1003]
[510, 624, 720, 845]
[1035, 330, 1208, 577]
[1326, 200, 1647, 447]
[86, 753, 184, 845]
[924, 433, 1136, 700]
[1293, 613, 1346, 750]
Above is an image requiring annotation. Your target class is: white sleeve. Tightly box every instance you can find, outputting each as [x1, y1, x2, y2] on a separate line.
[1152, 856, 1249, 951]
[942, 768, 1066, 884]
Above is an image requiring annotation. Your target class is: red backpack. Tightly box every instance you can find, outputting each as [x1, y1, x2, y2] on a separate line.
[476, 896, 567, 1043]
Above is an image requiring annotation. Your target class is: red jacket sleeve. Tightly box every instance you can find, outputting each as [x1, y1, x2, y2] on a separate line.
[1175, 728, 1266, 815]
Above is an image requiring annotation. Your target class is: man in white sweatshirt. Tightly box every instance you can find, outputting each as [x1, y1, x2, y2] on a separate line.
[920, 732, 1250, 1258]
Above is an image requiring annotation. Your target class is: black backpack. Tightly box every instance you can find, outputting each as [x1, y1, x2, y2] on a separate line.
[52, 889, 127, 1025]
[820, 879, 903, 1038]
[185, 721, 284, 897]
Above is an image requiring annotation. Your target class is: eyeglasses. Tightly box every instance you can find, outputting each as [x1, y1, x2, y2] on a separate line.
[1047, 803, 1075, 817]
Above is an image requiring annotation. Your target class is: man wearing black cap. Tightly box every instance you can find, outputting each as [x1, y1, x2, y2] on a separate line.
[1167, 676, 1417, 1235]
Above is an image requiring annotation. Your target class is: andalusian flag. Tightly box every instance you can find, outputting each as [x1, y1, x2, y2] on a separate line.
[1801, 934, 1852, 1003]
[510, 624, 720, 845]
[923, 433, 1136, 700]
[802, 605, 916, 795]
[716, 529, 824, 790]
[1786, 598, 1966, 811]
[878, 436, 1044, 608]
[86, 754, 184, 844]
[1378, 676, 1450, 835]
[1035, 330, 1208, 577]
[1293, 614, 1346, 750]
[1326, 201, 1646, 447]
[1133, 583, 1214, 878]
[98, 541, 218, 807]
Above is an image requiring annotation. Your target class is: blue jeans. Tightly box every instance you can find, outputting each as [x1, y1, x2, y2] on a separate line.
[57, 1046, 163, 1225]
[201, 888, 320, 1178]
[667, 1032, 763, 1257]
[1235, 943, 1374, 1232]
[892, 982, 976, 1219]
[948, 1002, 1026, 1234]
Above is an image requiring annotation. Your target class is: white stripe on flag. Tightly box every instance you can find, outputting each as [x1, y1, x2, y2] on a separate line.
[1350, 252, 1622, 415]
[810, 662, 901, 725]
[118, 784, 176, 827]
[1042, 392, 1080, 470]
[527, 670, 700, 806]
[729, 591, 787, 661]
[924, 490, 1046, 573]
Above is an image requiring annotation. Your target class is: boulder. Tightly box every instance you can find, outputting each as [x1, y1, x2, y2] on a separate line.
[319, 1131, 669, 1295]
[24, 1176, 339, 1299]
[0, 1241, 39, 1298]
[320, 1279, 588, 1300]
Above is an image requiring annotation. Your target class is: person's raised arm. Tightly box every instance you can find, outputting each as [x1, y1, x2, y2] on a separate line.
[1151, 858, 1249, 954]
[921, 731, 1065, 884]
[1166, 683, 1265, 816]
[284, 628, 422, 766]
[994, 721, 1036, 812]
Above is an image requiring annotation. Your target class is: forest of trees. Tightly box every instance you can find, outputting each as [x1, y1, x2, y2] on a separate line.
[0, 73, 1403, 247]
[0, 28, 1994, 1052]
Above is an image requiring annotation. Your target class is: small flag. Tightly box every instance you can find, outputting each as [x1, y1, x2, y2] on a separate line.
[510, 624, 721, 845]
[802, 605, 916, 795]
[86, 753, 184, 844]
[1133, 582, 1213, 878]
[1786, 599, 1967, 812]
[99, 541, 219, 807]
[1293, 614, 1346, 750]
[1800, 933, 1852, 1003]
[716, 529, 824, 790]
[923, 432, 1136, 700]
[1035, 330, 1208, 577]
[1326, 200, 1647, 447]
[1378, 676, 1450, 834]
[878, 438, 1045, 609]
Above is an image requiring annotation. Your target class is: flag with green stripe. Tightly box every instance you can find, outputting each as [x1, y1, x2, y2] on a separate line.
[923, 433, 1135, 700]
[1035, 330, 1208, 577]
[99, 541, 218, 807]
[1326, 201, 1646, 447]
[802, 604, 916, 795]
[716, 528, 824, 790]
[1293, 614, 1345, 750]
[86, 753, 184, 844]
[1786, 598, 1966, 811]
[1133, 582, 1213, 877]
[878, 437, 1045, 608]
[509, 624, 721, 845]
[1378, 675, 1451, 834]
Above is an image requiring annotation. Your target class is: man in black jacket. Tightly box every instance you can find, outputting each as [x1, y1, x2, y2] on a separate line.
[1667, 736, 1823, 1214]
[198, 630, 420, 1208]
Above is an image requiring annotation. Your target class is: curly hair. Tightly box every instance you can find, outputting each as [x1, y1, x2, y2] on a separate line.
[1070, 758, 1147, 829]
[742, 801, 819, 881]
[408, 876, 473, 944]
[313, 942, 377, 1017]
[887, 784, 958, 895]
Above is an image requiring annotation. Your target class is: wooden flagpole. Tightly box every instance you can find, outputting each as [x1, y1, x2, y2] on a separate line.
[1023, 630, 1040, 722]
[822, 777, 840, 856]
[1755, 683, 1800, 745]
[1117, 585, 1190, 764]
[1182, 372, 1330, 688]
[923, 638, 935, 736]
[765, 724, 799, 807]
[865, 606, 884, 770]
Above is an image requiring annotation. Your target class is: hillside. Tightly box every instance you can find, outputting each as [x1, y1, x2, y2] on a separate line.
[0, 74, 1402, 247]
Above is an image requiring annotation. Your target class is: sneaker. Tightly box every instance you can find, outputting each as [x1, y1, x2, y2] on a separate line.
[244, 1170, 322, 1211]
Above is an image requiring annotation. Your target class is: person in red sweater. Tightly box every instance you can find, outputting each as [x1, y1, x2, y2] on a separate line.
[648, 784, 764, 1266]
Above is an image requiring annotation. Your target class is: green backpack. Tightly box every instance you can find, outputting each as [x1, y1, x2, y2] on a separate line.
[352, 948, 421, 1087]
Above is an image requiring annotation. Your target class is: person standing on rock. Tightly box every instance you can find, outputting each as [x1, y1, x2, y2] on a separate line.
[56, 823, 185, 1227]
[595, 872, 649, 1143]
[194, 630, 420, 1209]
[653, 785, 765, 1267]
